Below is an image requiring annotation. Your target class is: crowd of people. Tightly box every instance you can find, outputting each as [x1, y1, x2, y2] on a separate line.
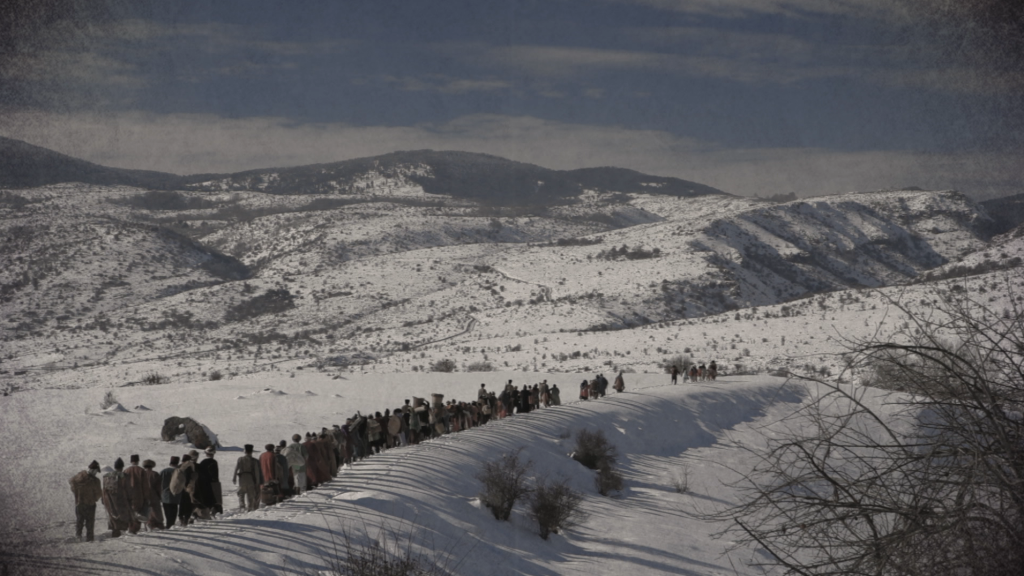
[670, 361, 718, 384]
[67, 367, 717, 542]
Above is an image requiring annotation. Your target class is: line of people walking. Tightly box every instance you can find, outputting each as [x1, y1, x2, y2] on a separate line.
[670, 361, 718, 384]
[68, 374, 630, 542]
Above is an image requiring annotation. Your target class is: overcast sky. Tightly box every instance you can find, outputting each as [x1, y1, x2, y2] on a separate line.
[1, 0, 1021, 199]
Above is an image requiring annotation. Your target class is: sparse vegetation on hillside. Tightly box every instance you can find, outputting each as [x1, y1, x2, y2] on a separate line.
[224, 289, 296, 322]
[429, 359, 457, 373]
[593, 244, 661, 260]
[529, 477, 586, 540]
[465, 361, 494, 372]
[477, 448, 533, 521]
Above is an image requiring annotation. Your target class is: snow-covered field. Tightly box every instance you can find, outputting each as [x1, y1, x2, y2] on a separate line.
[3, 369, 836, 575]
[3, 174, 1022, 575]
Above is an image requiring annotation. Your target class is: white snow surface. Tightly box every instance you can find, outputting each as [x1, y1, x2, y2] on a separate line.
[2, 370, 831, 575]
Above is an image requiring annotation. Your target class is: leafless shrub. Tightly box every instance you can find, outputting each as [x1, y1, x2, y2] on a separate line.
[100, 390, 118, 410]
[429, 359, 457, 373]
[662, 355, 692, 374]
[671, 468, 690, 494]
[529, 477, 587, 539]
[465, 361, 494, 372]
[476, 448, 533, 521]
[572, 429, 617, 470]
[142, 372, 165, 385]
[703, 282, 1024, 576]
[311, 518, 460, 576]
[595, 464, 624, 496]
[208, 370, 223, 381]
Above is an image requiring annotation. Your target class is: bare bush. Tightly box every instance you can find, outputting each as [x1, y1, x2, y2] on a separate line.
[208, 370, 223, 381]
[142, 372, 165, 385]
[705, 284, 1024, 576]
[529, 477, 587, 539]
[476, 448, 533, 521]
[314, 520, 459, 576]
[572, 429, 618, 470]
[671, 468, 690, 494]
[429, 359, 457, 373]
[595, 464, 624, 496]
[465, 361, 494, 372]
[663, 355, 692, 374]
[100, 391, 118, 410]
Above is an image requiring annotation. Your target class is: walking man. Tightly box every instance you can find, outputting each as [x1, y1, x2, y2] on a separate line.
[101, 457, 139, 537]
[160, 456, 181, 528]
[233, 444, 262, 511]
[69, 460, 102, 542]
[142, 459, 165, 530]
[283, 434, 307, 495]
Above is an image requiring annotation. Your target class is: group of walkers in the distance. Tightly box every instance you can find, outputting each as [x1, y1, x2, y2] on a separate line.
[68, 366, 717, 542]
[670, 360, 718, 385]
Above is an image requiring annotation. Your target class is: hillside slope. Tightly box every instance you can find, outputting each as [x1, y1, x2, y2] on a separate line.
[1, 372, 807, 576]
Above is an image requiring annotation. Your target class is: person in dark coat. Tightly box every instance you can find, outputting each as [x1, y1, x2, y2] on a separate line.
[124, 454, 147, 519]
[274, 442, 292, 496]
[233, 445, 261, 511]
[142, 459, 165, 530]
[160, 456, 181, 528]
[192, 447, 221, 520]
[177, 452, 198, 526]
[102, 457, 139, 537]
[69, 460, 102, 542]
[303, 434, 321, 489]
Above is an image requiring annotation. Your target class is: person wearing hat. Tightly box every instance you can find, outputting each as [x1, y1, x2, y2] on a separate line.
[160, 456, 181, 528]
[283, 434, 307, 495]
[141, 459, 165, 530]
[274, 442, 293, 497]
[68, 460, 102, 542]
[177, 453, 197, 526]
[191, 446, 221, 520]
[259, 444, 282, 496]
[101, 457, 140, 537]
[232, 444, 262, 511]
[124, 454, 147, 521]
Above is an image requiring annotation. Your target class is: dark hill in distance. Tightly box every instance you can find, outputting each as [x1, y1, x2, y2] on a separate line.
[1, 139, 724, 204]
[0, 136, 184, 190]
[184, 150, 729, 205]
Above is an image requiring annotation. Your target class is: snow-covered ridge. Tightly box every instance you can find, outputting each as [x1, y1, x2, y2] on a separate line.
[2, 184, 1019, 392]
[2, 371, 808, 575]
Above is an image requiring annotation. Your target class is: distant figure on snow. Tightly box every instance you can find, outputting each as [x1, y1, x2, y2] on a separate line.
[613, 371, 625, 393]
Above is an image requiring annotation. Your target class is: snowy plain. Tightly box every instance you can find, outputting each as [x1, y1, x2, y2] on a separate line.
[2, 368, 835, 576]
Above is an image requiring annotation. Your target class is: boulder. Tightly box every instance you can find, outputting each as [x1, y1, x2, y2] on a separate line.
[161, 416, 217, 449]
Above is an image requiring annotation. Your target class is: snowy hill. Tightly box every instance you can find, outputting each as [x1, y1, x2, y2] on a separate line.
[1, 142, 1023, 575]
[3, 177, 1017, 391]
[3, 370, 812, 575]
[183, 149, 727, 204]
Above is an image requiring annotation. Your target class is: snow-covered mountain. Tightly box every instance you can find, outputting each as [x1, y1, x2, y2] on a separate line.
[2, 174, 1019, 390]
[2, 141, 1023, 575]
